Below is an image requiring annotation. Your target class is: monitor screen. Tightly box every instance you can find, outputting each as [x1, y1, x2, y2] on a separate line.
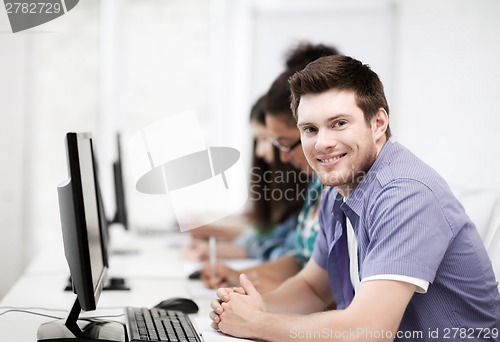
[58, 132, 107, 311]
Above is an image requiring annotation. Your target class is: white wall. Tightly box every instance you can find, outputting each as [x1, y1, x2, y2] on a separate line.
[0, 11, 29, 298]
[1, 0, 499, 298]
[0, 0, 215, 298]
[220, 0, 395, 169]
[111, 0, 213, 231]
[0, 1, 101, 298]
[392, 0, 500, 191]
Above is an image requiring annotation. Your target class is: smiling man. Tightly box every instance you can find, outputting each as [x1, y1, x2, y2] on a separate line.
[209, 55, 500, 341]
[297, 89, 383, 196]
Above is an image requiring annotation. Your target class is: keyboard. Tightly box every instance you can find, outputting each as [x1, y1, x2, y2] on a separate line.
[125, 307, 202, 342]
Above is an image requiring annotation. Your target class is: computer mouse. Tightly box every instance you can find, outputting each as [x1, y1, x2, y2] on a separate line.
[154, 297, 199, 314]
[188, 269, 202, 280]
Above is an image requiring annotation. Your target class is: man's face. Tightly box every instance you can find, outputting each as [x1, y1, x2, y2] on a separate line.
[265, 115, 312, 174]
[296, 89, 386, 195]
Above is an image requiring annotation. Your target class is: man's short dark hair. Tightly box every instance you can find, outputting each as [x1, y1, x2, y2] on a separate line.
[289, 55, 391, 138]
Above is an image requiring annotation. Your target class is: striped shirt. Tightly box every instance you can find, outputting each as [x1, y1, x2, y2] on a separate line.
[234, 213, 298, 261]
[313, 140, 500, 340]
[292, 175, 323, 266]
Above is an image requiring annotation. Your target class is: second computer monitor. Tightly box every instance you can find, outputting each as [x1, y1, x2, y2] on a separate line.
[111, 133, 129, 230]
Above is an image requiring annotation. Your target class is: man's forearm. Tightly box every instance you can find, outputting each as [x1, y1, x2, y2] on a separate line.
[263, 271, 333, 314]
[250, 280, 415, 342]
[249, 310, 351, 342]
[246, 308, 394, 342]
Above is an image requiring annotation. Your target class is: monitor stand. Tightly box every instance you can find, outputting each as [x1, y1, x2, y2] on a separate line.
[37, 299, 126, 342]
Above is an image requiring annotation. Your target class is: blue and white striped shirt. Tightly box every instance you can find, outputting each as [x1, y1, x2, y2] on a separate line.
[313, 140, 500, 340]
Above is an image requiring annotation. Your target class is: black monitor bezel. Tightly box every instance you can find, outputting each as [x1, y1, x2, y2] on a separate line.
[111, 133, 129, 230]
[58, 132, 107, 311]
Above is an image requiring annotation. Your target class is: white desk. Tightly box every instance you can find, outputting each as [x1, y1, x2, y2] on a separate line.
[0, 229, 256, 342]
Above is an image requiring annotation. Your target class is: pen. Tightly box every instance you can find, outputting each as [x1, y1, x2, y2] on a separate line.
[209, 235, 217, 279]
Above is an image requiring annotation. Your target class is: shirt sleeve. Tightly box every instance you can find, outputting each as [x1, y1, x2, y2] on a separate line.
[362, 274, 429, 293]
[361, 179, 455, 284]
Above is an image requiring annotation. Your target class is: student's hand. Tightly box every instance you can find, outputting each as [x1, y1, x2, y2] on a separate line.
[184, 238, 209, 262]
[201, 262, 239, 289]
[209, 285, 246, 331]
[215, 274, 266, 338]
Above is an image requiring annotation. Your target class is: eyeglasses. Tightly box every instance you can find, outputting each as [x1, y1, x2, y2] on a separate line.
[271, 138, 301, 153]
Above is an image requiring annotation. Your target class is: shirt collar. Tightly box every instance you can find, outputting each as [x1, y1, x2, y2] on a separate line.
[344, 140, 397, 217]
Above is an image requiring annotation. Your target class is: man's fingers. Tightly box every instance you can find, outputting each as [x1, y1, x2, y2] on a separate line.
[232, 286, 246, 294]
[209, 310, 220, 323]
[210, 298, 223, 312]
[211, 321, 220, 331]
[216, 287, 231, 302]
[239, 273, 259, 296]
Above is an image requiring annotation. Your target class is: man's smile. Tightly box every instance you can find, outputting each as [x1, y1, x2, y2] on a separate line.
[317, 153, 347, 166]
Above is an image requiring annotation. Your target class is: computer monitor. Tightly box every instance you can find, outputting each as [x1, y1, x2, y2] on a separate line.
[37, 132, 125, 342]
[110, 133, 129, 230]
[63, 135, 130, 293]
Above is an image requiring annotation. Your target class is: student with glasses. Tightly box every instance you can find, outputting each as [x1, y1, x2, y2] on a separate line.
[272, 137, 301, 153]
[185, 94, 308, 263]
[200, 42, 339, 293]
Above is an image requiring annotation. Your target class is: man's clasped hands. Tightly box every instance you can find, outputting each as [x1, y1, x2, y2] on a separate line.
[209, 274, 265, 338]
